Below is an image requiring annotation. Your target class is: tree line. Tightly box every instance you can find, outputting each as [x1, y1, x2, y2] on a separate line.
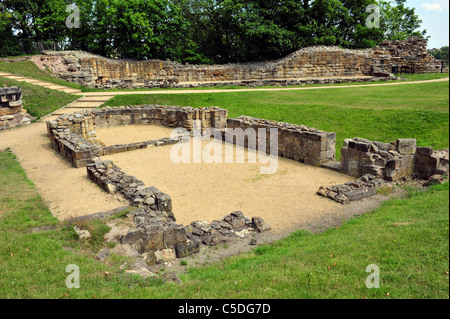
[429, 46, 449, 65]
[0, 0, 426, 64]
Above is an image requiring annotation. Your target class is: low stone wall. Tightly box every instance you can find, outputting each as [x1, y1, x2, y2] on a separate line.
[227, 116, 336, 166]
[340, 137, 417, 181]
[47, 105, 336, 168]
[86, 157, 271, 263]
[114, 75, 384, 90]
[87, 158, 174, 215]
[38, 37, 444, 90]
[340, 137, 449, 181]
[124, 207, 270, 264]
[0, 87, 32, 130]
[319, 137, 450, 204]
[47, 105, 228, 167]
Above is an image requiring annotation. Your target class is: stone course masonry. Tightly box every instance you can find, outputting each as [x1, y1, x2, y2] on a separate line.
[38, 37, 444, 90]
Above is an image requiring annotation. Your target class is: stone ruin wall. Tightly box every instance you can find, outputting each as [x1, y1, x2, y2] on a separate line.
[47, 105, 337, 169]
[227, 116, 336, 166]
[340, 137, 417, 181]
[39, 37, 444, 89]
[318, 137, 449, 204]
[372, 37, 444, 74]
[0, 87, 32, 130]
[47, 105, 228, 167]
[340, 137, 449, 181]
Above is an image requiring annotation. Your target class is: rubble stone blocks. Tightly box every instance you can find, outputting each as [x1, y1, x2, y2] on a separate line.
[414, 147, 449, 179]
[85, 156, 272, 254]
[39, 37, 444, 90]
[317, 174, 388, 204]
[0, 87, 32, 131]
[323, 137, 449, 204]
[373, 36, 444, 74]
[340, 137, 416, 181]
[86, 158, 173, 214]
[86, 158, 271, 261]
[185, 212, 271, 248]
[340, 137, 449, 182]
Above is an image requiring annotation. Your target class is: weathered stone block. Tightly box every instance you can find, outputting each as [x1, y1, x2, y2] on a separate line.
[396, 138, 416, 155]
[155, 248, 176, 263]
[163, 224, 187, 248]
[355, 141, 371, 152]
[175, 241, 200, 258]
[156, 193, 172, 212]
[416, 147, 433, 156]
[120, 228, 145, 244]
[140, 227, 164, 252]
[142, 251, 157, 266]
[252, 217, 271, 232]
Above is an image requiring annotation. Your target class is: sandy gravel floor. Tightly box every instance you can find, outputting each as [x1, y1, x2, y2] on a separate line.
[101, 125, 354, 232]
[95, 124, 175, 146]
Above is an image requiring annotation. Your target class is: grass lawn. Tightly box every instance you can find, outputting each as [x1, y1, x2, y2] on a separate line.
[0, 149, 448, 299]
[102, 80, 449, 159]
[397, 73, 449, 81]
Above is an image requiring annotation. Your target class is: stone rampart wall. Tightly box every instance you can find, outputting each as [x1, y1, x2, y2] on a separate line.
[39, 37, 444, 89]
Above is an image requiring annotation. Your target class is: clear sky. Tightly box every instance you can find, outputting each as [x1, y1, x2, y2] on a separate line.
[404, 0, 449, 48]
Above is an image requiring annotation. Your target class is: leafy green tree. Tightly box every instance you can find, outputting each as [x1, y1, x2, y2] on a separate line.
[440, 46, 449, 64]
[234, 0, 308, 61]
[114, 0, 190, 61]
[337, 0, 384, 48]
[1, 0, 430, 64]
[68, 0, 193, 62]
[429, 46, 449, 65]
[3, 0, 71, 53]
[0, 4, 23, 57]
[378, 0, 426, 41]
[175, 0, 241, 63]
[66, 0, 96, 53]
